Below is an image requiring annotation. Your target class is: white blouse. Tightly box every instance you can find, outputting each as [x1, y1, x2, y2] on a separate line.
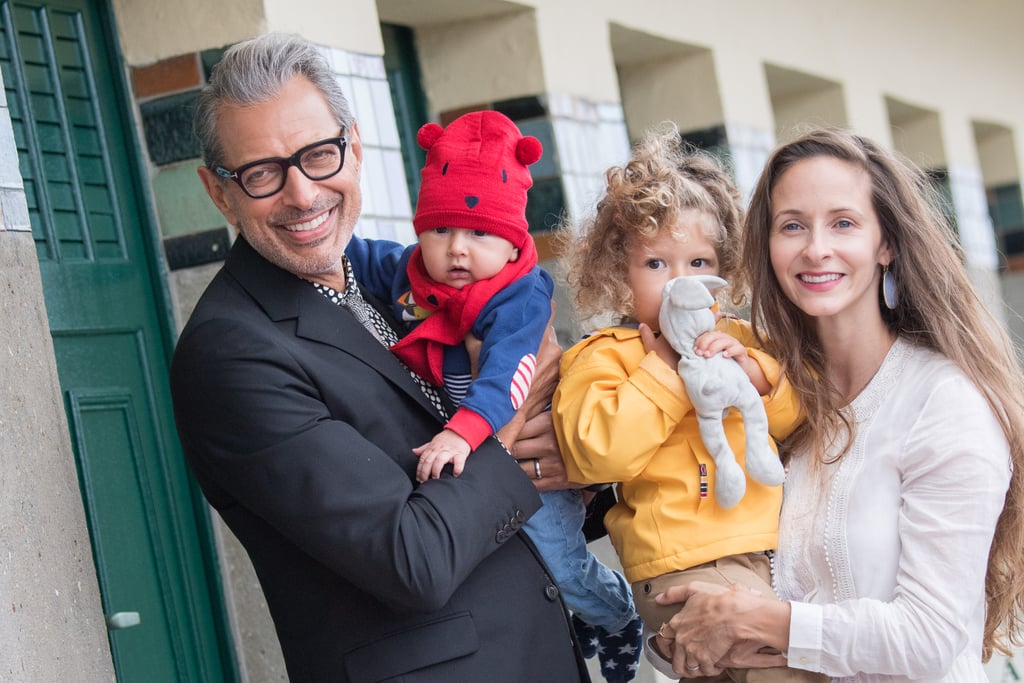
[778, 338, 1011, 681]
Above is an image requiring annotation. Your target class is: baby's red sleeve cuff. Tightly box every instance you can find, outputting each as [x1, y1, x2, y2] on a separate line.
[445, 407, 494, 450]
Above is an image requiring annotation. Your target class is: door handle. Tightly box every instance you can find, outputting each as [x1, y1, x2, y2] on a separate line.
[105, 611, 141, 630]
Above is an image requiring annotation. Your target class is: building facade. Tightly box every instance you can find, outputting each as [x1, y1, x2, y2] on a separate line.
[2, 1, 1023, 681]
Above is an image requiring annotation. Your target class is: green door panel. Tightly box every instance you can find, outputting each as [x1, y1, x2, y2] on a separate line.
[381, 23, 428, 210]
[0, 1, 235, 680]
[64, 379, 184, 677]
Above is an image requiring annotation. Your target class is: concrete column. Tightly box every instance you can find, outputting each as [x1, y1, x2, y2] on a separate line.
[533, 4, 619, 104]
[843, 79, 892, 146]
[715, 55, 776, 200]
[0, 77, 115, 681]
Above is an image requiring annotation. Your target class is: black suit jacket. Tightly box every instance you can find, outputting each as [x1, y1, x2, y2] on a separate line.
[171, 237, 588, 682]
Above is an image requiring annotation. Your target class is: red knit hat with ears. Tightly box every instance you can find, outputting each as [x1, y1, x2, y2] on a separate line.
[413, 110, 543, 250]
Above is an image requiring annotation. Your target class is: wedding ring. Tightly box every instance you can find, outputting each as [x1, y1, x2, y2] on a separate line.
[686, 664, 701, 671]
[533, 459, 542, 480]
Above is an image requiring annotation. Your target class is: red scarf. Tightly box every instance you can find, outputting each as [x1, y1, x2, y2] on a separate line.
[391, 238, 538, 385]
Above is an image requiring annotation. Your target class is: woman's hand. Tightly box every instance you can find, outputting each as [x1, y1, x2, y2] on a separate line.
[654, 581, 788, 676]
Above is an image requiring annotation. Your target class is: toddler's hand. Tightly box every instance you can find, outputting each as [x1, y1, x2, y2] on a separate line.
[412, 429, 471, 482]
[639, 323, 680, 369]
[694, 331, 769, 395]
[693, 330, 746, 360]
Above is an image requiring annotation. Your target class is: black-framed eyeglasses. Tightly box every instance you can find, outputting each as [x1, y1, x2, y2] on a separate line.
[214, 134, 348, 199]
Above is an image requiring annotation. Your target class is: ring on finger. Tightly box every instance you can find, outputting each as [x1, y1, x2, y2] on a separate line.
[657, 623, 671, 639]
[686, 663, 701, 671]
[533, 459, 542, 480]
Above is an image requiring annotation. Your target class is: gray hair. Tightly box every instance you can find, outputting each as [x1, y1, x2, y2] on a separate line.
[193, 32, 355, 169]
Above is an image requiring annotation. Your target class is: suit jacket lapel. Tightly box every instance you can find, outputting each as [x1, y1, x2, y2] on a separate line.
[224, 236, 447, 421]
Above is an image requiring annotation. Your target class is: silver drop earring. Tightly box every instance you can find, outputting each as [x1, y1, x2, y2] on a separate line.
[882, 265, 898, 310]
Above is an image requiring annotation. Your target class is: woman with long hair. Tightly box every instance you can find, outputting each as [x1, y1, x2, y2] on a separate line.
[651, 128, 1024, 681]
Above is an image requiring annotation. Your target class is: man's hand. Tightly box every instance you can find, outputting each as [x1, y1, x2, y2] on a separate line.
[509, 412, 585, 492]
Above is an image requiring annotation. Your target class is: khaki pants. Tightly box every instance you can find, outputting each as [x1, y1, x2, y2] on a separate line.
[632, 552, 825, 683]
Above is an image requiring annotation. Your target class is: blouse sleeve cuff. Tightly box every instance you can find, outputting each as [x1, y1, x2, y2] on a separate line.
[786, 601, 823, 672]
[643, 630, 680, 679]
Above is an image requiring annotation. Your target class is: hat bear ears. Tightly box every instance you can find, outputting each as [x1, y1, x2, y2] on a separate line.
[411, 111, 542, 247]
[416, 116, 542, 167]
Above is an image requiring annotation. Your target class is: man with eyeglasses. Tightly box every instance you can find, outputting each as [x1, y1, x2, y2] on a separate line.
[171, 32, 589, 683]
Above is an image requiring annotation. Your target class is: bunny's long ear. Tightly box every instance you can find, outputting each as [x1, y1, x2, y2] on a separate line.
[666, 276, 715, 310]
[695, 275, 728, 294]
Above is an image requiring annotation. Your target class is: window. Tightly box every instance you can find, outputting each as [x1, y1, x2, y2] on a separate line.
[987, 182, 1024, 267]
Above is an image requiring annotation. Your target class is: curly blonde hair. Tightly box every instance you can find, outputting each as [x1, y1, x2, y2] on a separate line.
[744, 127, 1024, 660]
[557, 122, 745, 324]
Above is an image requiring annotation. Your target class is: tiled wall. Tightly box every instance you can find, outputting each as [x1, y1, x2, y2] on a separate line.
[0, 79, 30, 233]
[548, 95, 630, 229]
[724, 122, 776, 202]
[132, 49, 230, 270]
[949, 164, 1000, 270]
[320, 46, 416, 245]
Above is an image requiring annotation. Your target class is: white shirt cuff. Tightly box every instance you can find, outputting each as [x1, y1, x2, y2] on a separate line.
[643, 629, 680, 679]
[786, 601, 823, 672]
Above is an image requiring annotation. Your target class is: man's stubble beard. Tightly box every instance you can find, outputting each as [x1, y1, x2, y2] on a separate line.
[239, 191, 359, 282]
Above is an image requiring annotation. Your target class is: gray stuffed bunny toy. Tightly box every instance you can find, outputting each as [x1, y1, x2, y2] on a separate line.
[658, 275, 785, 508]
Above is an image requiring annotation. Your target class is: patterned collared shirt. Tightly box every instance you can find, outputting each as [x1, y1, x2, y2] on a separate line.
[310, 257, 448, 419]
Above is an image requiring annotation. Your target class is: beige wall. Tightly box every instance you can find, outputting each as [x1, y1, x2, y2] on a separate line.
[977, 125, 1021, 187]
[113, 0, 267, 63]
[583, 0, 1024, 133]
[415, 9, 545, 113]
[618, 49, 724, 139]
[112, 0, 1024, 169]
[113, 0, 384, 64]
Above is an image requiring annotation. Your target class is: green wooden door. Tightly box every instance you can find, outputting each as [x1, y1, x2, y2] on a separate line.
[381, 23, 428, 210]
[0, 1, 235, 681]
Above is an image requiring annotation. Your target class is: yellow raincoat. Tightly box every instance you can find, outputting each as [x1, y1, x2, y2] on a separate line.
[552, 319, 800, 584]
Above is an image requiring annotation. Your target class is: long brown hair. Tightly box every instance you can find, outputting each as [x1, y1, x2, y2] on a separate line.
[744, 127, 1024, 658]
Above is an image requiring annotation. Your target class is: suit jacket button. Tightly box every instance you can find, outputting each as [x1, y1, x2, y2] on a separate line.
[495, 529, 508, 543]
[515, 509, 525, 523]
[544, 584, 559, 601]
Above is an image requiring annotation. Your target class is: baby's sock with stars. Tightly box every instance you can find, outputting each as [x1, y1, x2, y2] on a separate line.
[572, 613, 643, 683]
